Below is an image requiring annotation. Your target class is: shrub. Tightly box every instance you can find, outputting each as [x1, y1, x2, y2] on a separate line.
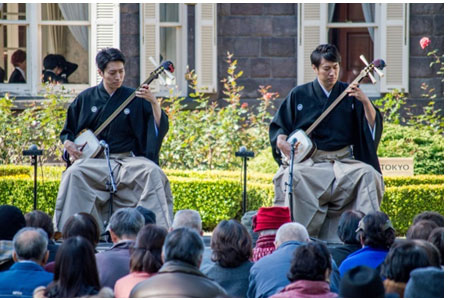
[0, 167, 443, 233]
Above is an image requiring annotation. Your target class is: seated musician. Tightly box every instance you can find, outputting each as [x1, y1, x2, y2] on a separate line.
[54, 48, 173, 234]
[269, 44, 384, 243]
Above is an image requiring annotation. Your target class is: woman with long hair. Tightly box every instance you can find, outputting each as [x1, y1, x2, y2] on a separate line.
[34, 236, 112, 297]
[114, 224, 167, 298]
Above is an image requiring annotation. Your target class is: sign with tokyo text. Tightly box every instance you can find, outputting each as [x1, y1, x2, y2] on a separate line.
[379, 157, 414, 176]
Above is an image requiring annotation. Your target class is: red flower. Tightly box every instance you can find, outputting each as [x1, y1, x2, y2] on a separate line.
[241, 102, 248, 109]
[420, 37, 431, 50]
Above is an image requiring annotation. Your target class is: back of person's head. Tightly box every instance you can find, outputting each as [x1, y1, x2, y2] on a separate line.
[46, 236, 100, 298]
[412, 211, 444, 227]
[25, 210, 54, 239]
[404, 266, 444, 298]
[0, 205, 26, 240]
[108, 207, 145, 240]
[339, 265, 385, 298]
[337, 210, 365, 244]
[310, 44, 341, 68]
[381, 240, 431, 283]
[356, 211, 396, 249]
[12, 227, 48, 263]
[130, 224, 167, 273]
[171, 209, 202, 234]
[406, 220, 438, 240]
[287, 241, 331, 282]
[253, 206, 291, 233]
[412, 239, 442, 267]
[275, 222, 310, 247]
[163, 227, 204, 267]
[96, 48, 125, 72]
[43, 54, 59, 70]
[11, 49, 26, 66]
[62, 212, 100, 247]
[136, 206, 156, 225]
[428, 227, 443, 265]
[211, 219, 252, 268]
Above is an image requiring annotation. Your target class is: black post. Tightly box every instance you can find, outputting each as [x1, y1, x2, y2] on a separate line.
[22, 145, 43, 211]
[100, 140, 117, 230]
[287, 139, 297, 221]
[235, 147, 254, 214]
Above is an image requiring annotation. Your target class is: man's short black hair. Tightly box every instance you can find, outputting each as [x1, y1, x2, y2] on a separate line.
[310, 44, 341, 68]
[96, 48, 125, 72]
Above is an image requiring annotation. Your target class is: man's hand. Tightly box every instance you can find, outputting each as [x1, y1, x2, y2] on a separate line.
[136, 84, 162, 127]
[347, 83, 376, 128]
[277, 135, 299, 159]
[64, 140, 85, 161]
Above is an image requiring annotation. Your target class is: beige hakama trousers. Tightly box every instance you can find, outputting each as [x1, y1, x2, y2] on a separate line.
[273, 147, 384, 243]
[54, 155, 173, 233]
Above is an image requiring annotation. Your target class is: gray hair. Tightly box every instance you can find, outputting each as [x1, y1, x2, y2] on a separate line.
[171, 209, 202, 234]
[275, 222, 310, 245]
[13, 227, 48, 262]
[163, 227, 204, 267]
[108, 208, 145, 239]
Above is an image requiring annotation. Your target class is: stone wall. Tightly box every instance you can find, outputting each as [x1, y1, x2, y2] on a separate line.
[217, 3, 297, 106]
[407, 3, 443, 115]
[120, 4, 140, 88]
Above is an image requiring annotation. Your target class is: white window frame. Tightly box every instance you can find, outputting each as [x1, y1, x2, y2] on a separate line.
[140, 3, 188, 97]
[326, 4, 381, 98]
[0, 3, 92, 97]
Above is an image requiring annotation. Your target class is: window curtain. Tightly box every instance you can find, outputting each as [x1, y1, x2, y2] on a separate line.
[362, 3, 375, 41]
[45, 4, 65, 54]
[58, 3, 89, 51]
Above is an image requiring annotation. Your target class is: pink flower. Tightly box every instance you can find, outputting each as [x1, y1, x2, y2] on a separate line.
[420, 37, 431, 49]
[241, 102, 248, 109]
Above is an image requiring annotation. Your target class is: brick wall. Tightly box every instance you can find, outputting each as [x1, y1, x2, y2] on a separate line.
[217, 4, 297, 106]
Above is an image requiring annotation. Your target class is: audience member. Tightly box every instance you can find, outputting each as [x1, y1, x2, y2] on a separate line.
[339, 211, 396, 277]
[412, 211, 444, 228]
[428, 227, 443, 265]
[252, 206, 291, 261]
[8, 49, 26, 83]
[406, 220, 438, 240]
[380, 240, 431, 297]
[42, 54, 78, 84]
[201, 219, 253, 297]
[271, 241, 337, 298]
[339, 265, 385, 298]
[136, 206, 156, 225]
[170, 209, 203, 234]
[329, 210, 365, 267]
[248, 222, 340, 297]
[34, 236, 113, 298]
[130, 227, 227, 297]
[404, 266, 444, 298]
[114, 224, 167, 298]
[45, 212, 100, 273]
[0, 205, 26, 271]
[0, 228, 53, 297]
[25, 210, 59, 263]
[241, 210, 258, 247]
[412, 239, 442, 268]
[96, 207, 144, 289]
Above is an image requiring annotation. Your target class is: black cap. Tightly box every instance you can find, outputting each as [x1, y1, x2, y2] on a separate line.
[339, 265, 385, 298]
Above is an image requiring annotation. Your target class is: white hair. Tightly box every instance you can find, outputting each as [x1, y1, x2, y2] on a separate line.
[275, 222, 310, 246]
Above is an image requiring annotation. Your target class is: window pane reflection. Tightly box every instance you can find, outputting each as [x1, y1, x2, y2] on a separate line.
[160, 4, 179, 22]
[0, 25, 27, 83]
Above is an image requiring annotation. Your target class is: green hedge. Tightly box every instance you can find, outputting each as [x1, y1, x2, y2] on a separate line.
[0, 171, 443, 233]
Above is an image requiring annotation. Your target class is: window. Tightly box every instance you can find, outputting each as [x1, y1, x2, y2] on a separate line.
[141, 3, 188, 95]
[0, 3, 93, 97]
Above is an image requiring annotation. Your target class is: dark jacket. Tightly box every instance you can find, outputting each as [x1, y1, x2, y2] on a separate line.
[96, 240, 134, 289]
[8, 68, 26, 83]
[130, 260, 228, 298]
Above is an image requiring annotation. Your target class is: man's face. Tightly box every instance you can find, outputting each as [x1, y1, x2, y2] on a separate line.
[99, 61, 125, 91]
[312, 58, 340, 90]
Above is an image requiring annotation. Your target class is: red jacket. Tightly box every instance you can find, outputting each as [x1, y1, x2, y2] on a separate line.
[270, 280, 337, 298]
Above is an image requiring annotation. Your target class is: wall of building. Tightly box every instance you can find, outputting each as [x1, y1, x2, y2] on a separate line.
[120, 3, 140, 88]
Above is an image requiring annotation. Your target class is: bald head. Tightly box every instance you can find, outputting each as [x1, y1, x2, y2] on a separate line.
[13, 227, 48, 264]
[171, 210, 202, 235]
[275, 222, 310, 248]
